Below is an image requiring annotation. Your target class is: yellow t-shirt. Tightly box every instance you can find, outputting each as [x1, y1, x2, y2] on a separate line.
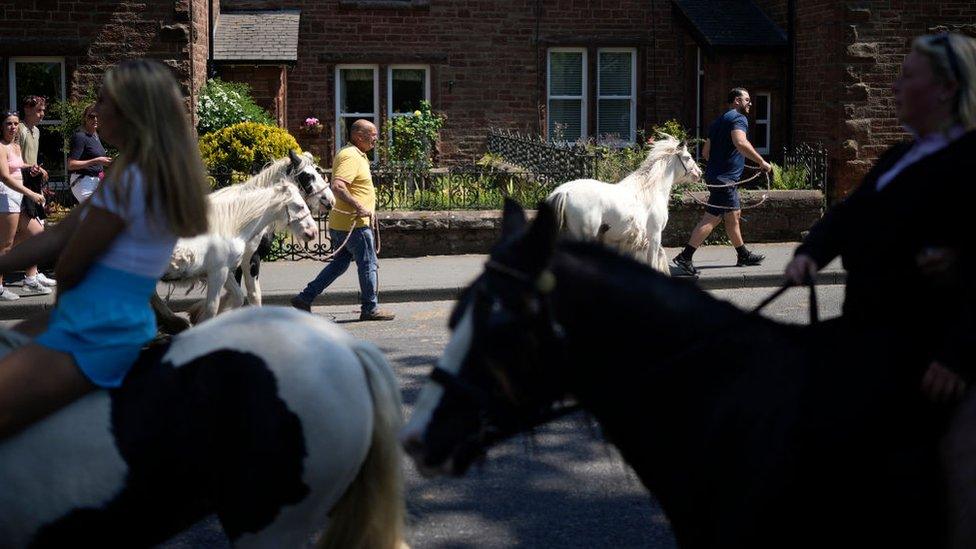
[16, 123, 39, 166]
[330, 145, 376, 231]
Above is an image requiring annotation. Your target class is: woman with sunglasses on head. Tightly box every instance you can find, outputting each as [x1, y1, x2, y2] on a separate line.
[68, 104, 112, 203]
[784, 33, 976, 546]
[0, 59, 209, 440]
[0, 111, 46, 301]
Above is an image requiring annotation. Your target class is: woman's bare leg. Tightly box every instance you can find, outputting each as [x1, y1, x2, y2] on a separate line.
[0, 212, 20, 286]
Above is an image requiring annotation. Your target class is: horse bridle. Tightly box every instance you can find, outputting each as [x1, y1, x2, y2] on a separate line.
[429, 259, 582, 452]
[291, 165, 332, 203]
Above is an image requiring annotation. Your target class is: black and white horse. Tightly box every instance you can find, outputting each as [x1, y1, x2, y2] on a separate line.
[402, 200, 948, 548]
[0, 307, 405, 548]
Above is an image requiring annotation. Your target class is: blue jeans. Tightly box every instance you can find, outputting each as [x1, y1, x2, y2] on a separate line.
[297, 227, 379, 314]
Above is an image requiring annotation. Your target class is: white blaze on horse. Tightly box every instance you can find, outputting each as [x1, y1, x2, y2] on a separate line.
[161, 183, 317, 325]
[546, 135, 702, 274]
[0, 307, 405, 548]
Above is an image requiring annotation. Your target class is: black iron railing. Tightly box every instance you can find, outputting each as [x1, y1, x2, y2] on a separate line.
[486, 128, 598, 183]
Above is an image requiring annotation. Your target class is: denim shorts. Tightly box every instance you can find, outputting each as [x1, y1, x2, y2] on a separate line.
[35, 264, 158, 388]
[705, 180, 741, 216]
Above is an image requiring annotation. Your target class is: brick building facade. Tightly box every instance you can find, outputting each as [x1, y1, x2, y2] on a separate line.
[2, 1, 975, 197]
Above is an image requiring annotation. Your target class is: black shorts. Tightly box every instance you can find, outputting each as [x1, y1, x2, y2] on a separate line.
[705, 179, 740, 217]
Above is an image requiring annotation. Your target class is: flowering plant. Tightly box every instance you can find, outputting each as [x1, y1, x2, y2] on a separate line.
[303, 117, 321, 128]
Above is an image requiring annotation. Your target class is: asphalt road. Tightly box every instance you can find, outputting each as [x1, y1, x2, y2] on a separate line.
[161, 284, 844, 548]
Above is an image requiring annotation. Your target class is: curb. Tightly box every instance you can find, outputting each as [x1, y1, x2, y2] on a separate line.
[0, 272, 846, 321]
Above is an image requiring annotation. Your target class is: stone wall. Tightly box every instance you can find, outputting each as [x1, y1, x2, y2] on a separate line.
[0, 0, 205, 112]
[374, 190, 823, 257]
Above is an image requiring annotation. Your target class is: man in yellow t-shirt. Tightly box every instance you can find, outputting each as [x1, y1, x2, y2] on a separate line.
[291, 119, 394, 321]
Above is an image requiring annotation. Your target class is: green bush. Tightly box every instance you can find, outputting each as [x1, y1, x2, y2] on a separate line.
[196, 79, 274, 135]
[378, 100, 445, 167]
[48, 88, 98, 153]
[771, 162, 810, 190]
[199, 122, 301, 184]
[651, 119, 692, 143]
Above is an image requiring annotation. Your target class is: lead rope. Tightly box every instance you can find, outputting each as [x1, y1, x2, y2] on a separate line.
[327, 207, 382, 294]
[686, 163, 772, 211]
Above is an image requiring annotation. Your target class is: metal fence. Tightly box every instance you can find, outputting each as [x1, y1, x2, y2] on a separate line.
[486, 128, 598, 183]
[783, 142, 828, 190]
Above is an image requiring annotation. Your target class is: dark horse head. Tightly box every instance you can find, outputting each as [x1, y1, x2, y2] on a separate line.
[400, 199, 574, 476]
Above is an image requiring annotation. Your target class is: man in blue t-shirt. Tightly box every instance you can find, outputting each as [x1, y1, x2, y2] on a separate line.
[673, 88, 772, 276]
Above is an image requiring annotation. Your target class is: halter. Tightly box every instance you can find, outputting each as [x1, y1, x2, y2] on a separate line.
[286, 206, 315, 226]
[429, 258, 581, 452]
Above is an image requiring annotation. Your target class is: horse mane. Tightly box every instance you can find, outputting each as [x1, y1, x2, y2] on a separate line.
[616, 135, 685, 203]
[210, 153, 313, 198]
[207, 185, 292, 237]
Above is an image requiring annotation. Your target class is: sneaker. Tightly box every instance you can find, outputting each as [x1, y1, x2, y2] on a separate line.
[360, 309, 395, 321]
[0, 286, 20, 301]
[290, 295, 312, 312]
[22, 277, 53, 295]
[736, 251, 766, 267]
[35, 273, 57, 287]
[672, 254, 699, 276]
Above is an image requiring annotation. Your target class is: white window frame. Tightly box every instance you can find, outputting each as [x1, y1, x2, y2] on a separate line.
[754, 92, 771, 155]
[547, 47, 587, 142]
[335, 64, 379, 154]
[596, 47, 637, 144]
[8, 56, 66, 125]
[387, 65, 431, 119]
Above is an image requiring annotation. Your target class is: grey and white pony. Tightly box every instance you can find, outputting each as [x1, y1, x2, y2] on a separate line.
[0, 307, 405, 548]
[209, 149, 335, 307]
[160, 183, 317, 325]
[546, 136, 702, 273]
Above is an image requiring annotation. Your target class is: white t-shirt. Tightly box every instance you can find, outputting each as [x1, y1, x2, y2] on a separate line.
[876, 125, 966, 191]
[89, 166, 177, 278]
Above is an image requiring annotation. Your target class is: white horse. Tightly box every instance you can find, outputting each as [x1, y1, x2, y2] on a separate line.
[208, 150, 334, 308]
[0, 307, 405, 548]
[546, 136, 702, 274]
[157, 184, 317, 329]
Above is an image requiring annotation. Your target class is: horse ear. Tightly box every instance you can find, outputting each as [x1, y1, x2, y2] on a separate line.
[525, 201, 559, 261]
[501, 198, 527, 238]
[288, 149, 302, 171]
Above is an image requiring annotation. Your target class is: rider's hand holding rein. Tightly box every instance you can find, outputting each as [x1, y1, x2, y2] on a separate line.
[784, 254, 817, 286]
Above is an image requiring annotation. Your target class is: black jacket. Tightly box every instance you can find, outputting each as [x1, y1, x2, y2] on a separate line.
[796, 130, 976, 379]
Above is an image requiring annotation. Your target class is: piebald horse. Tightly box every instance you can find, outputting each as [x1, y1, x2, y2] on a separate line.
[0, 307, 405, 548]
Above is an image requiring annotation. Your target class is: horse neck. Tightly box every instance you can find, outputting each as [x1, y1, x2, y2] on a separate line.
[209, 189, 288, 240]
[241, 159, 291, 190]
[542, 246, 757, 512]
[617, 160, 677, 206]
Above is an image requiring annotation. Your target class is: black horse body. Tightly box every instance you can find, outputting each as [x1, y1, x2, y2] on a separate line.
[417, 202, 949, 548]
[544, 245, 945, 548]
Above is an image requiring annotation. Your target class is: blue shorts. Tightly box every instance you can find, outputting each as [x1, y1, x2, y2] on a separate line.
[705, 179, 741, 217]
[35, 264, 158, 388]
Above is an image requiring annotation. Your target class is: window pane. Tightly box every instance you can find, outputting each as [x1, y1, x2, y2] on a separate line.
[753, 122, 769, 150]
[392, 69, 426, 113]
[599, 52, 632, 96]
[338, 116, 376, 160]
[549, 52, 583, 96]
[14, 62, 63, 111]
[548, 99, 582, 142]
[754, 94, 769, 120]
[597, 99, 631, 140]
[36, 125, 66, 182]
[339, 69, 375, 114]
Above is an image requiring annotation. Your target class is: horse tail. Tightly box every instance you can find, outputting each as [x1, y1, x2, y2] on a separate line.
[548, 190, 568, 232]
[319, 342, 406, 549]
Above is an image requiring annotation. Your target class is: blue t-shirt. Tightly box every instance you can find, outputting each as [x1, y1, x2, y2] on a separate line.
[704, 109, 749, 183]
[69, 130, 107, 177]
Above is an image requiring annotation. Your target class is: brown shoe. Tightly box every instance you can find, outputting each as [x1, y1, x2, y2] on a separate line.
[360, 309, 395, 321]
[290, 295, 312, 312]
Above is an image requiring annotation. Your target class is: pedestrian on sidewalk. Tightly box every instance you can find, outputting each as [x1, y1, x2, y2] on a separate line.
[673, 88, 772, 276]
[291, 119, 394, 321]
[68, 104, 112, 203]
[783, 33, 976, 548]
[0, 111, 46, 301]
[16, 95, 56, 294]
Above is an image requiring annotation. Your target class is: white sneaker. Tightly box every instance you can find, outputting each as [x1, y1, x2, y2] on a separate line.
[0, 286, 20, 301]
[22, 277, 53, 295]
[35, 272, 57, 287]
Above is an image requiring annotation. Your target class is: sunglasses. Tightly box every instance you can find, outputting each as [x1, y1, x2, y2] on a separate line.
[928, 34, 963, 85]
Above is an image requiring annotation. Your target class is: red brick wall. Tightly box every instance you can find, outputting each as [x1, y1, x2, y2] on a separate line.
[218, 0, 700, 163]
[216, 65, 288, 126]
[795, 1, 976, 199]
[0, 1, 201, 111]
